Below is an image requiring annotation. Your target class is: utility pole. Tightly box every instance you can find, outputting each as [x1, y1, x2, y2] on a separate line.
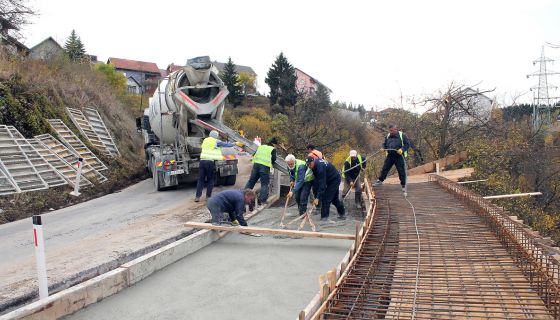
[527, 46, 559, 130]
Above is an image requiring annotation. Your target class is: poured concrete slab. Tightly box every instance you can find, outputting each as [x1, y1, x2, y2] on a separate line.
[65, 205, 362, 320]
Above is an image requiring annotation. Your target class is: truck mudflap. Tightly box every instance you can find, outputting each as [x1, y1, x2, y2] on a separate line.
[217, 161, 238, 176]
[153, 155, 180, 190]
[191, 119, 289, 174]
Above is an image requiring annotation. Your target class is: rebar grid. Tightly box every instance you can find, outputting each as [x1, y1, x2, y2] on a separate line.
[319, 181, 556, 319]
[430, 174, 560, 318]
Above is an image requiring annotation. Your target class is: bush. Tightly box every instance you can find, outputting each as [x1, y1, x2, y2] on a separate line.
[330, 144, 352, 171]
[237, 115, 273, 140]
[95, 63, 127, 95]
[0, 75, 63, 137]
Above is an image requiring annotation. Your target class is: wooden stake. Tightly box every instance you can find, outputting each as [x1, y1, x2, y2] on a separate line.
[327, 269, 336, 291]
[184, 222, 355, 240]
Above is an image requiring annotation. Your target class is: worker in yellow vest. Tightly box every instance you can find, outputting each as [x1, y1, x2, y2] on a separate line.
[245, 137, 278, 207]
[285, 154, 315, 215]
[342, 150, 367, 209]
[373, 125, 410, 192]
[196, 130, 242, 202]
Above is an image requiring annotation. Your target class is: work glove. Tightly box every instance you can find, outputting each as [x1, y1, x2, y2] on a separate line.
[313, 198, 320, 206]
[397, 149, 403, 155]
[290, 181, 295, 188]
[235, 141, 244, 147]
[287, 191, 293, 199]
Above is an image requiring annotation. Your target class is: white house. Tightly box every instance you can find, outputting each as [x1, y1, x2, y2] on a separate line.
[454, 88, 496, 123]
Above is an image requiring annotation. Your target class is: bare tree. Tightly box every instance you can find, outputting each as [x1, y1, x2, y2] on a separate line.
[417, 82, 495, 159]
[0, 0, 35, 39]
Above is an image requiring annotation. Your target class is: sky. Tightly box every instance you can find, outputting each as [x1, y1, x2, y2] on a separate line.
[21, 0, 560, 111]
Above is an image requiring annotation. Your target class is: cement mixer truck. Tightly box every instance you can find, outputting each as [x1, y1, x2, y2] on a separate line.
[136, 56, 239, 191]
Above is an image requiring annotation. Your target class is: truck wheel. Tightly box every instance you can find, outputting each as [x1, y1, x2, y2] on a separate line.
[224, 175, 237, 186]
[147, 157, 153, 174]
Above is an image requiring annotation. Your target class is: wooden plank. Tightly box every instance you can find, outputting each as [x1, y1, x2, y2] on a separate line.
[184, 222, 355, 240]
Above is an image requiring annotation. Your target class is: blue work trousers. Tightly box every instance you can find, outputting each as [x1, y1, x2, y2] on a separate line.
[320, 176, 345, 218]
[196, 160, 215, 198]
[295, 182, 313, 215]
[245, 163, 270, 204]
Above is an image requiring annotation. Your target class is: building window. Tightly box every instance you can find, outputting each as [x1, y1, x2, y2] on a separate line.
[128, 85, 137, 93]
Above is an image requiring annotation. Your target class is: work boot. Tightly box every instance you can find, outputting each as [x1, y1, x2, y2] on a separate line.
[231, 219, 240, 226]
[355, 193, 362, 209]
[401, 186, 406, 193]
[373, 180, 383, 187]
[194, 197, 200, 202]
[338, 214, 346, 220]
[320, 217, 329, 222]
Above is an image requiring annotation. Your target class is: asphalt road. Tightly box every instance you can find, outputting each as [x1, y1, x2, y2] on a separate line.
[0, 156, 252, 313]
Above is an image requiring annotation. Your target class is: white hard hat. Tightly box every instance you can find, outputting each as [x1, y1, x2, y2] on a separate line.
[285, 154, 296, 169]
[209, 130, 219, 138]
[349, 150, 357, 157]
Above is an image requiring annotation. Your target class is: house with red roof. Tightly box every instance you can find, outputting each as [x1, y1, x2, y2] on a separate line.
[107, 57, 161, 95]
[295, 68, 331, 96]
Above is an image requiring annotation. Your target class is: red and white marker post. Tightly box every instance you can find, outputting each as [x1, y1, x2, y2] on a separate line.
[32, 215, 48, 299]
[70, 157, 84, 197]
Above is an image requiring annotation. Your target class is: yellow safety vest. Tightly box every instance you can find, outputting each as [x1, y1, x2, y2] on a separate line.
[200, 137, 224, 160]
[342, 154, 363, 178]
[252, 145, 274, 168]
[294, 159, 314, 182]
[386, 131, 408, 157]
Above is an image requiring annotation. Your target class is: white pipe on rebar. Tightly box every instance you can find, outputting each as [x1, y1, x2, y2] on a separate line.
[483, 192, 542, 199]
[457, 179, 488, 184]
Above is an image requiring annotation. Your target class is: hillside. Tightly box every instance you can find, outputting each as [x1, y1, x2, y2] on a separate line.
[0, 52, 146, 223]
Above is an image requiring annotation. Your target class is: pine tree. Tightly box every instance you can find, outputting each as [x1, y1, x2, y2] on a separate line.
[64, 30, 86, 62]
[221, 57, 243, 107]
[315, 84, 331, 110]
[265, 52, 298, 110]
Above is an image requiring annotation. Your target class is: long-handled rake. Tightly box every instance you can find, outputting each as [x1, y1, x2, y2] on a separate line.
[298, 206, 317, 232]
[279, 185, 294, 228]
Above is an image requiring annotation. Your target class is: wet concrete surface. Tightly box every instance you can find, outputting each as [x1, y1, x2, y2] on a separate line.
[66, 202, 364, 320]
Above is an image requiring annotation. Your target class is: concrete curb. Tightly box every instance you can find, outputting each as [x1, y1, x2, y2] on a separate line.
[0, 195, 279, 320]
[0, 229, 197, 314]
